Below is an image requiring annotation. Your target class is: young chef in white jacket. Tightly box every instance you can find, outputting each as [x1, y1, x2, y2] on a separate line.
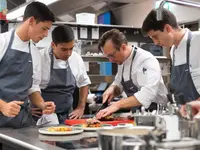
[0, 2, 56, 128]
[36, 25, 91, 123]
[142, 9, 200, 107]
[96, 29, 168, 119]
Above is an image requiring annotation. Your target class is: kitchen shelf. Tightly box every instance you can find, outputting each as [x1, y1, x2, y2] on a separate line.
[82, 55, 170, 62]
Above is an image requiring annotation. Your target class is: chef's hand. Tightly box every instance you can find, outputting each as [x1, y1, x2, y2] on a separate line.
[1, 101, 24, 117]
[96, 102, 120, 119]
[31, 107, 42, 118]
[102, 87, 115, 104]
[42, 101, 56, 114]
[182, 101, 200, 119]
[69, 107, 85, 119]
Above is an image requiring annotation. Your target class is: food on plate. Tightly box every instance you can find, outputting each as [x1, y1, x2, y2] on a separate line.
[99, 115, 115, 121]
[84, 118, 101, 128]
[48, 126, 72, 132]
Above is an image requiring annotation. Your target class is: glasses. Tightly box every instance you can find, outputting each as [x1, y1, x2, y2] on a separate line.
[101, 47, 118, 59]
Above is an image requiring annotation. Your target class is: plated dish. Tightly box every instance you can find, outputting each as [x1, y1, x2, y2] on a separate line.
[39, 125, 84, 135]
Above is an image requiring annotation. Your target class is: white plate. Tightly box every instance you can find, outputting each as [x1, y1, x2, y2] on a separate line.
[73, 124, 112, 131]
[39, 126, 84, 135]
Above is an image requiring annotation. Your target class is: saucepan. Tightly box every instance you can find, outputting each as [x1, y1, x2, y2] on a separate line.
[98, 126, 154, 150]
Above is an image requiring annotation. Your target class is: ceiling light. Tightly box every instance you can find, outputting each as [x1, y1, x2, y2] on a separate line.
[7, 0, 59, 20]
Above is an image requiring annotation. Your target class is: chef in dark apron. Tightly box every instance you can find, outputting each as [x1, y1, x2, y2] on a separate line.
[141, 9, 200, 116]
[36, 25, 90, 124]
[0, 2, 55, 128]
[96, 29, 168, 119]
[171, 31, 200, 102]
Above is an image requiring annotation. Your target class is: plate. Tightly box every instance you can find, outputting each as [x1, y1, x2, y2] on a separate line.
[38, 126, 84, 135]
[72, 124, 112, 131]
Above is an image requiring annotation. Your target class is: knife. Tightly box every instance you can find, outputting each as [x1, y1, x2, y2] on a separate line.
[93, 100, 109, 118]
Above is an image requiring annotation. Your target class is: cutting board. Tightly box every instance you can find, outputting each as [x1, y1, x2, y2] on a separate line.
[65, 118, 134, 126]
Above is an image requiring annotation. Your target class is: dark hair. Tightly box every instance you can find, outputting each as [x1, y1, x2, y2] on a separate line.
[23, 2, 55, 22]
[52, 25, 74, 45]
[141, 8, 179, 36]
[98, 29, 127, 51]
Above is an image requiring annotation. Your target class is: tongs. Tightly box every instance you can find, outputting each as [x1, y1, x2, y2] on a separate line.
[93, 100, 109, 119]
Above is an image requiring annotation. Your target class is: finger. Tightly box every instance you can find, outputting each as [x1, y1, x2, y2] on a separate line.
[96, 110, 106, 119]
[102, 95, 109, 103]
[13, 101, 24, 105]
[102, 111, 111, 118]
[10, 103, 21, 110]
[10, 107, 21, 115]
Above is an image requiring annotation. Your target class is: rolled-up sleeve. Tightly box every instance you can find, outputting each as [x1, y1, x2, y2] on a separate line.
[28, 46, 41, 95]
[134, 58, 162, 108]
[76, 60, 91, 88]
[70, 52, 91, 88]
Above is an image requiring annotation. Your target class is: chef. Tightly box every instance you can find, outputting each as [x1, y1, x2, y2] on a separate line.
[142, 8, 200, 103]
[0, 2, 56, 128]
[36, 25, 91, 123]
[96, 29, 168, 119]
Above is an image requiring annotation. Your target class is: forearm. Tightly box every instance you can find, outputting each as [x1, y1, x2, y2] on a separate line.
[77, 86, 89, 108]
[197, 97, 200, 101]
[115, 96, 141, 109]
[29, 92, 45, 109]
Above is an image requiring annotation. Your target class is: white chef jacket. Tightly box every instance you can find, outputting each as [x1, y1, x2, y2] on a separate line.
[39, 46, 91, 89]
[0, 29, 41, 95]
[170, 28, 200, 95]
[112, 46, 168, 108]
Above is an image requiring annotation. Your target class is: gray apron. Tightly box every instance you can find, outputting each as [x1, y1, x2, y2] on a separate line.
[171, 31, 200, 102]
[121, 47, 157, 112]
[41, 48, 76, 124]
[0, 29, 33, 128]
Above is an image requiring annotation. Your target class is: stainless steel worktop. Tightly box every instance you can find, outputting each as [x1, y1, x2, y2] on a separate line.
[0, 127, 98, 150]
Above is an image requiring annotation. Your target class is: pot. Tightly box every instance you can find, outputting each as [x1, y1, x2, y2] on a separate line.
[97, 126, 154, 150]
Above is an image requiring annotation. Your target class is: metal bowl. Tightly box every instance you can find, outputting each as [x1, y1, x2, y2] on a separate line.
[97, 126, 154, 150]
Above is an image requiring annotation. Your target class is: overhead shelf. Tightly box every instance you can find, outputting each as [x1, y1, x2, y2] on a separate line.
[82, 55, 171, 62]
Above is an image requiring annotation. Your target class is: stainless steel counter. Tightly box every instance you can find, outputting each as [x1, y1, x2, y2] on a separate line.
[0, 127, 98, 150]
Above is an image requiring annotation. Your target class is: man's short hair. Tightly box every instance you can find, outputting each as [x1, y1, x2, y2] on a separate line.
[98, 29, 127, 51]
[141, 8, 179, 36]
[23, 2, 55, 23]
[52, 25, 74, 45]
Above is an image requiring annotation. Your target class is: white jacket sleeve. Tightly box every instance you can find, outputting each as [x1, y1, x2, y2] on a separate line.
[28, 45, 41, 95]
[134, 58, 162, 108]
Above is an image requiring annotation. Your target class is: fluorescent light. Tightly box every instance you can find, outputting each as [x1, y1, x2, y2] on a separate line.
[36, 0, 59, 5]
[7, 0, 59, 20]
[7, 5, 27, 20]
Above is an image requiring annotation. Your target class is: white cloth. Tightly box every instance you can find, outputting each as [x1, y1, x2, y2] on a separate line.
[0, 29, 41, 95]
[170, 28, 200, 95]
[39, 46, 91, 89]
[36, 114, 59, 126]
[112, 46, 168, 108]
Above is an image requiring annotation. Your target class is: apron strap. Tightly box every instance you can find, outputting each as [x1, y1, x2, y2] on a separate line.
[122, 46, 137, 81]
[186, 31, 192, 71]
[49, 47, 69, 86]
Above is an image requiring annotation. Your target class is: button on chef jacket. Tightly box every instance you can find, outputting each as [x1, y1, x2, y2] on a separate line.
[170, 28, 200, 96]
[0, 29, 42, 95]
[39, 46, 91, 91]
[112, 46, 168, 108]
